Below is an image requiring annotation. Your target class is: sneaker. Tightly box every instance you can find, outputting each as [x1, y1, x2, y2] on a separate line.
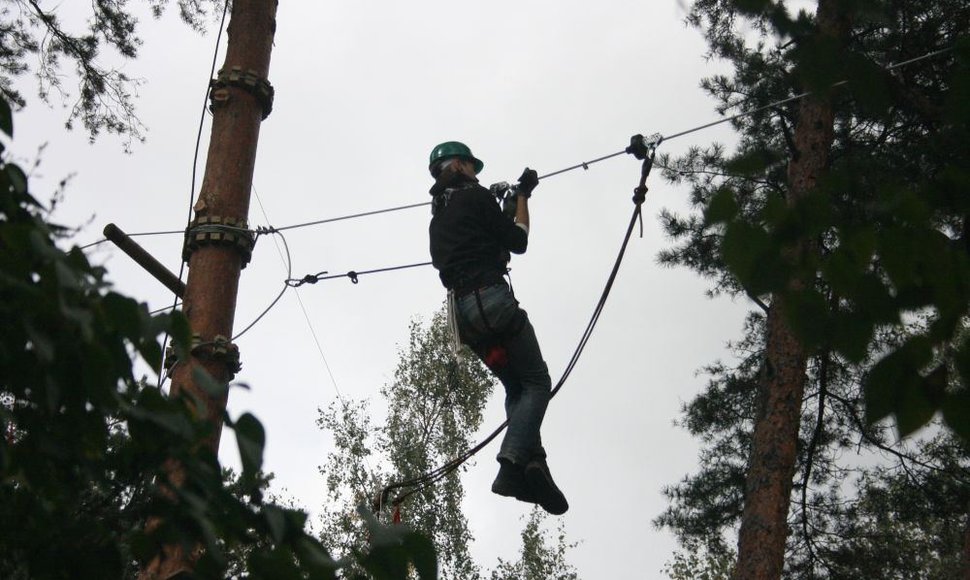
[524, 458, 569, 515]
[491, 460, 538, 503]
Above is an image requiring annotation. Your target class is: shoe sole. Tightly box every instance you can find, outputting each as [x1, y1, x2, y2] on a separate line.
[493, 484, 538, 504]
[492, 467, 536, 503]
[524, 464, 569, 515]
[491, 481, 519, 498]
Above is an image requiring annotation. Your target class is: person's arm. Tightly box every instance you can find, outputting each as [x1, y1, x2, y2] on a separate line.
[514, 194, 530, 232]
[481, 188, 528, 254]
[514, 167, 538, 235]
[481, 167, 538, 255]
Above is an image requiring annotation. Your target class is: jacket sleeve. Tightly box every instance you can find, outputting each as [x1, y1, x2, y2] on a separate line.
[477, 188, 528, 254]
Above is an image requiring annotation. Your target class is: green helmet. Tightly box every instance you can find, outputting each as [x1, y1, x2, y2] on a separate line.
[428, 141, 484, 176]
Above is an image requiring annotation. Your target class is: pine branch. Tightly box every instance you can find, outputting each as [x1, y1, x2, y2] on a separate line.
[800, 349, 831, 575]
[828, 391, 970, 485]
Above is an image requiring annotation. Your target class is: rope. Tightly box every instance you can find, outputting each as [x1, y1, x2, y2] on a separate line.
[376, 148, 657, 510]
[157, 0, 231, 387]
[252, 188, 379, 501]
[80, 229, 185, 250]
[368, 44, 956, 512]
[536, 150, 629, 181]
[382, 202, 646, 507]
[150, 302, 181, 316]
[547, 45, 956, 176]
[232, 230, 293, 341]
[286, 261, 432, 287]
[272, 202, 432, 233]
[78, 44, 952, 253]
[252, 188, 345, 401]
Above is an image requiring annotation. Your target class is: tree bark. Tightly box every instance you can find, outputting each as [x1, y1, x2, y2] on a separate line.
[139, 1, 277, 578]
[169, 0, 277, 452]
[732, 1, 848, 578]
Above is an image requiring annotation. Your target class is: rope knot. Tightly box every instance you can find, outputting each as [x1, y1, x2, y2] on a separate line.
[632, 185, 649, 206]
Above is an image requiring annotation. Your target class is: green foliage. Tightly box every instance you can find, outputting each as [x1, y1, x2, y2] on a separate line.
[0, 101, 434, 578]
[658, 0, 970, 576]
[490, 508, 579, 580]
[233, 412, 268, 485]
[664, 0, 970, 441]
[0, 0, 224, 147]
[657, 315, 970, 578]
[822, 434, 970, 579]
[654, 314, 762, 547]
[662, 540, 734, 580]
[0, 94, 12, 137]
[352, 507, 437, 580]
[318, 310, 579, 578]
[319, 309, 494, 578]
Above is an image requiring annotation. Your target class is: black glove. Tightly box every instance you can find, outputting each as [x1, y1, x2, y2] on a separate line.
[516, 167, 539, 198]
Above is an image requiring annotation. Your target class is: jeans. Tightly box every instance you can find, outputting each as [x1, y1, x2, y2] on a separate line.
[456, 282, 551, 466]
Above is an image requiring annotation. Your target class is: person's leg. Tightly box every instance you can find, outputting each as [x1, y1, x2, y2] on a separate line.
[458, 285, 549, 464]
[457, 284, 566, 513]
[456, 285, 536, 502]
[500, 312, 567, 515]
[497, 312, 550, 464]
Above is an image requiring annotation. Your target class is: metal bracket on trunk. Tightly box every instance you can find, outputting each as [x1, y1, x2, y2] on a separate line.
[209, 66, 275, 119]
[183, 215, 256, 267]
[165, 334, 242, 376]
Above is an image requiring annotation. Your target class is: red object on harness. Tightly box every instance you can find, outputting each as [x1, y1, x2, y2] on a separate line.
[484, 344, 508, 369]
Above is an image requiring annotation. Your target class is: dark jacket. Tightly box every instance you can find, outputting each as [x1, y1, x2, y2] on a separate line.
[429, 172, 528, 292]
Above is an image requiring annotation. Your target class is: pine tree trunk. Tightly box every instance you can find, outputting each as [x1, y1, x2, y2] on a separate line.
[732, 1, 848, 578]
[138, 1, 278, 578]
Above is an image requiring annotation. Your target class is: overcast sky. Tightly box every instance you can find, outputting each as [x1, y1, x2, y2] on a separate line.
[16, 1, 756, 576]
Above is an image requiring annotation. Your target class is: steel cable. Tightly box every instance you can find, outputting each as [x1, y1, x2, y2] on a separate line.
[156, 0, 231, 388]
[79, 44, 953, 251]
[379, 199, 646, 508]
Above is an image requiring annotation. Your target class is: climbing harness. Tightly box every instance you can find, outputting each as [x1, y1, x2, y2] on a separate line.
[446, 289, 462, 358]
[469, 287, 517, 371]
[80, 39, 953, 521]
[373, 134, 661, 518]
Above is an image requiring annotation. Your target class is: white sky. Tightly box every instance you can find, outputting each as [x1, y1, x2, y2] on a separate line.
[16, 1, 755, 577]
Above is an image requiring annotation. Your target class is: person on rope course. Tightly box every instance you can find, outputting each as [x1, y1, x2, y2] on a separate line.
[427, 140, 568, 516]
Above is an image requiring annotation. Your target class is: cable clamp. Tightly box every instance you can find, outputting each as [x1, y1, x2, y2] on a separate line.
[287, 271, 328, 287]
[626, 133, 663, 160]
[348, 271, 359, 284]
[252, 225, 277, 245]
[209, 67, 275, 119]
[183, 216, 256, 267]
[631, 135, 661, 208]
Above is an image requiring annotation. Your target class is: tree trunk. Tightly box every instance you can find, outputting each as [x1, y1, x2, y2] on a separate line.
[139, 1, 278, 578]
[169, 0, 277, 452]
[732, 1, 848, 578]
